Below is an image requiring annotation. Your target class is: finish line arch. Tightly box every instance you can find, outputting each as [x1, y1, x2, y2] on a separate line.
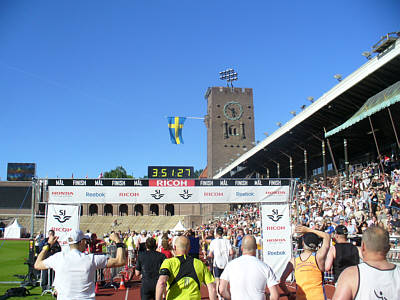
[46, 178, 295, 277]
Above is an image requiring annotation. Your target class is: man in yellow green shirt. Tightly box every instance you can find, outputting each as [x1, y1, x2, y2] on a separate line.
[155, 236, 217, 300]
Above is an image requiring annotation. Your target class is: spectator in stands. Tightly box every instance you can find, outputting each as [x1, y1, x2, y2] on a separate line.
[208, 226, 234, 299]
[155, 236, 217, 300]
[34, 230, 126, 300]
[219, 235, 279, 300]
[325, 225, 359, 284]
[333, 226, 400, 299]
[136, 237, 166, 300]
[280, 225, 330, 300]
[38, 230, 61, 292]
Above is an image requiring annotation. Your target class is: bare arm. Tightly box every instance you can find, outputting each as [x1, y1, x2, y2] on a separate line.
[206, 282, 217, 300]
[296, 225, 331, 271]
[34, 235, 58, 270]
[325, 245, 335, 272]
[155, 275, 168, 300]
[269, 284, 280, 300]
[106, 233, 126, 268]
[332, 266, 358, 300]
[218, 279, 231, 300]
[279, 259, 294, 295]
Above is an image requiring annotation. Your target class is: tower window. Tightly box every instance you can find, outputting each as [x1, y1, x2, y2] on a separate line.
[228, 125, 239, 136]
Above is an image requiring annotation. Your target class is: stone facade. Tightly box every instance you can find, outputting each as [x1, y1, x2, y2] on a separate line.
[204, 87, 255, 178]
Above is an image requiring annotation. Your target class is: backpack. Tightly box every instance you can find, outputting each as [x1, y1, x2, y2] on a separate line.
[3, 287, 30, 298]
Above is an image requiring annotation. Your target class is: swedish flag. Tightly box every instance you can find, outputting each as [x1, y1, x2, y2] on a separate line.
[168, 117, 186, 144]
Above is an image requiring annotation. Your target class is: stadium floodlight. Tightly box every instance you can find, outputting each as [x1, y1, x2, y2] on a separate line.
[219, 68, 238, 87]
[276, 122, 282, 127]
[362, 51, 372, 60]
[307, 96, 314, 103]
[300, 105, 306, 110]
[290, 111, 296, 116]
[334, 74, 343, 82]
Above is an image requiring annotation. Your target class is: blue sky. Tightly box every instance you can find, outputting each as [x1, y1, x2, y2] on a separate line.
[0, 1, 399, 179]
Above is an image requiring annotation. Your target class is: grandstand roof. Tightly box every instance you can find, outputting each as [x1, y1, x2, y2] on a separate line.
[215, 38, 400, 179]
[325, 81, 400, 138]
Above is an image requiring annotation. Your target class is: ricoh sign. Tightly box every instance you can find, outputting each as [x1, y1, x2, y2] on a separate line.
[47, 179, 290, 204]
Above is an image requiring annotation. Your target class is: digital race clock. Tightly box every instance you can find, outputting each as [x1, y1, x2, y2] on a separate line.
[148, 166, 194, 178]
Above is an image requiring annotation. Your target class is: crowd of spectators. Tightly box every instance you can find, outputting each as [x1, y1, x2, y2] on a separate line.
[30, 159, 400, 299]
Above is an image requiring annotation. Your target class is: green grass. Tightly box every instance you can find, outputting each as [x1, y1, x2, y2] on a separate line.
[0, 240, 52, 299]
[0, 240, 30, 282]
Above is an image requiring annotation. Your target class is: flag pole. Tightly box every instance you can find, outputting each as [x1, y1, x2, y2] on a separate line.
[165, 116, 204, 120]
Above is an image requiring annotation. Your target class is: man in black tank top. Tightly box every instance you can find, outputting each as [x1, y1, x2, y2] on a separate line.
[136, 237, 166, 300]
[325, 225, 359, 283]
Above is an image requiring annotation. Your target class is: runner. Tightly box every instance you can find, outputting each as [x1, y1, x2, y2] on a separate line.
[333, 226, 400, 299]
[208, 226, 234, 299]
[219, 235, 279, 300]
[325, 225, 359, 284]
[280, 225, 331, 300]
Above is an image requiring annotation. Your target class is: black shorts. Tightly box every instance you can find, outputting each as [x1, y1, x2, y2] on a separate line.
[213, 266, 224, 278]
[141, 279, 157, 300]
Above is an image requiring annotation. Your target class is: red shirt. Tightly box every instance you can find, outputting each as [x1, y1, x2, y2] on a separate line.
[160, 247, 173, 258]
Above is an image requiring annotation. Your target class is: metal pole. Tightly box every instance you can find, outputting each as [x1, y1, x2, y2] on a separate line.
[387, 107, 400, 150]
[304, 149, 308, 182]
[277, 163, 280, 178]
[344, 138, 349, 179]
[368, 116, 385, 173]
[30, 178, 36, 238]
[326, 137, 338, 176]
[322, 141, 327, 185]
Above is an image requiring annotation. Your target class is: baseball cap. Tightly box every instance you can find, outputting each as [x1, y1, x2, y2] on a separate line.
[335, 225, 348, 235]
[216, 227, 224, 235]
[303, 233, 322, 249]
[67, 229, 90, 244]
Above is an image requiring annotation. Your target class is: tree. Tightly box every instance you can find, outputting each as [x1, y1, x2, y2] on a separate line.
[193, 169, 204, 178]
[103, 166, 133, 178]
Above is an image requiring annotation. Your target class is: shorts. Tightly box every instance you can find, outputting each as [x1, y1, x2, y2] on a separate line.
[213, 266, 224, 278]
[128, 250, 135, 259]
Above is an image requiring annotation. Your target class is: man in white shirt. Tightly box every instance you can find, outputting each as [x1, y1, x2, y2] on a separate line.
[34, 230, 126, 300]
[219, 235, 279, 300]
[208, 227, 234, 299]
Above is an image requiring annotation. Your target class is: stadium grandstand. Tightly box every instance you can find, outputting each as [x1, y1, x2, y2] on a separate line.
[215, 32, 400, 181]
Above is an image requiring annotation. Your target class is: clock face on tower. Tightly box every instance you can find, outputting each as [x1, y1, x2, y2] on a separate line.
[223, 101, 243, 120]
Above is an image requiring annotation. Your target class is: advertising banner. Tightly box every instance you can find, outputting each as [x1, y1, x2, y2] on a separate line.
[47, 179, 290, 204]
[46, 204, 80, 248]
[261, 203, 292, 279]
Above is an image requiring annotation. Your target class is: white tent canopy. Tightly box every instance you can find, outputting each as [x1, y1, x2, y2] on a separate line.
[171, 220, 186, 232]
[4, 219, 26, 239]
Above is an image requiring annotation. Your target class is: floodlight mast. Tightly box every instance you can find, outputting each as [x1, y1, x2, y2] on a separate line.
[219, 68, 238, 87]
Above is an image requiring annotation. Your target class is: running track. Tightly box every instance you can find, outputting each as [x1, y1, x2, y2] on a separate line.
[96, 275, 335, 300]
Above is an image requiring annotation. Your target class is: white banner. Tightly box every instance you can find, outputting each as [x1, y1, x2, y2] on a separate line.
[48, 185, 289, 204]
[46, 204, 80, 247]
[261, 203, 292, 279]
